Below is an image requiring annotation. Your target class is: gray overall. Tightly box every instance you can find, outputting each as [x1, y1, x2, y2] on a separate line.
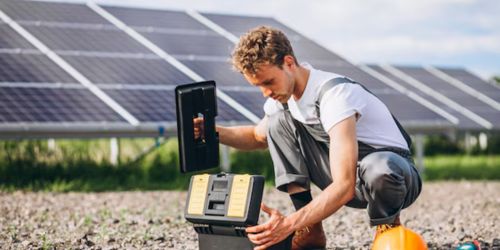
[266, 77, 422, 226]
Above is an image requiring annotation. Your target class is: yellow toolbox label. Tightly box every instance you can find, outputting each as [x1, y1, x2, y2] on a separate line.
[227, 175, 251, 218]
[187, 174, 210, 215]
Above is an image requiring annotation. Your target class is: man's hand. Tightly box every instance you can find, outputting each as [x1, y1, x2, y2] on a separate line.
[246, 204, 295, 250]
[193, 117, 204, 139]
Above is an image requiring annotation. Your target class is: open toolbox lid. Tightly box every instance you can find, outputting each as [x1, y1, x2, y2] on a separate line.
[175, 81, 219, 173]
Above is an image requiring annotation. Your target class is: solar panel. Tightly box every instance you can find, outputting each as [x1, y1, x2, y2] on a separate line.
[309, 63, 451, 126]
[0, 0, 109, 24]
[62, 56, 192, 85]
[365, 65, 488, 130]
[0, 1, 253, 129]
[437, 67, 500, 101]
[103, 6, 209, 30]
[315, 63, 392, 90]
[201, 13, 301, 37]
[199, 13, 458, 128]
[395, 66, 499, 128]
[0, 87, 124, 122]
[141, 32, 234, 56]
[179, 59, 248, 87]
[203, 14, 447, 123]
[201, 13, 347, 64]
[23, 25, 152, 53]
[221, 89, 266, 118]
[0, 52, 76, 83]
[0, 0, 496, 138]
[375, 91, 451, 121]
[0, 22, 35, 49]
[104, 88, 250, 122]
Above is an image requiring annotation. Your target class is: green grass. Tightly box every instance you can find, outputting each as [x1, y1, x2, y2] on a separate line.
[423, 155, 500, 180]
[0, 138, 499, 192]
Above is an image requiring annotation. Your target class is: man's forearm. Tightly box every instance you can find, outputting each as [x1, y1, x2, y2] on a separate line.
[217, 125, 267, 150]
[287, 115, 358, 230]
[287, 181, 355, 230]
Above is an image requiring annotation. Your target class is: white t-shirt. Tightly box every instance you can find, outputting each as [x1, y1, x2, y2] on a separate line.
[263, 63, 408, 150]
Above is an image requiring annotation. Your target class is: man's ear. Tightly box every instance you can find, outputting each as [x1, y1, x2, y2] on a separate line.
[284, 55, 296, 68]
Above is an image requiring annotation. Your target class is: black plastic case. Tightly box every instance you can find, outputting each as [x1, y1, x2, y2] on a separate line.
[175, 81, 219, 173]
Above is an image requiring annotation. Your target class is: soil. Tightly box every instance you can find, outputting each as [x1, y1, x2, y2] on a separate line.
[0, 181, 499, 249]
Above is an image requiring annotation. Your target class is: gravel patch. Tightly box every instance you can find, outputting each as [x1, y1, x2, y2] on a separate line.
[0, 181, 499, 249]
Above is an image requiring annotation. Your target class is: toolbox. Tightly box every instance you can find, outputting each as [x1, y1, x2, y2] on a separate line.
[175, 81, 292, 250]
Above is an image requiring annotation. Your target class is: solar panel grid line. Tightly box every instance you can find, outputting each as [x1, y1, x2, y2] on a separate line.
[172, 54, 229, 62]
[0, 8, 140, 126]
[17, 20, 118, 30]
[186, 9, 239, 43]
[132, 26, 215, 36]
[360, 65, 459, 125]
[54, 50, 158, 59]
[96, 84, 177, 91]
[425, 66, 500, 111]
[0, 82, 82, 89]
[0, 48, 41, 54]
[88, 2, 260, 123]
[381, 64, 493, 130]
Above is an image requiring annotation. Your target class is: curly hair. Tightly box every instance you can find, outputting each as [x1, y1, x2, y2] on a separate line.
[231, 26, 298, 75]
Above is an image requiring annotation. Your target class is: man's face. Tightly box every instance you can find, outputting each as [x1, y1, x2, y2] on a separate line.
[243, 64, 295, 103]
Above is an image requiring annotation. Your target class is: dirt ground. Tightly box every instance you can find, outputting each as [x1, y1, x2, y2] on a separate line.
[0, 181, 499, 249]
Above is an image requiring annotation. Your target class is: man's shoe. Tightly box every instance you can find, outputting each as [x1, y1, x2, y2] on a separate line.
[291, 222, 327, 250]
[374, 216, 401, 240]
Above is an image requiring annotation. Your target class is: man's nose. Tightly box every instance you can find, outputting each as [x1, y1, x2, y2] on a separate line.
[261, 87, 272, 97]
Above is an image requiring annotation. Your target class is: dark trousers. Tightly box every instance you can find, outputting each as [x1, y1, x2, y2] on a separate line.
[266, 110, 422, 226]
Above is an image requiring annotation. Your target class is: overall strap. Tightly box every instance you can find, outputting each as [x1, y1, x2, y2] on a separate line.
[315, 77, 413, 151]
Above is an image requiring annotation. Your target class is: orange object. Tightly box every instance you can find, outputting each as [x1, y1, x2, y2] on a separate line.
[372, 226, 428, 250]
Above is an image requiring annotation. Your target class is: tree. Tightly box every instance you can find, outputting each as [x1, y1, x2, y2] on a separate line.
[492, 76, 500, 86]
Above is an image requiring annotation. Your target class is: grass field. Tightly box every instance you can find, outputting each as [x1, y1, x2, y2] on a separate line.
[0, 139, 499, 192]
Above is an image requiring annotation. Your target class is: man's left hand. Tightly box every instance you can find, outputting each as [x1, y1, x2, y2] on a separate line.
[246, 203, 295, 250]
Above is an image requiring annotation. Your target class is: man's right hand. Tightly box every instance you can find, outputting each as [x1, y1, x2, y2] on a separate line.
[193, 117, 204, 140]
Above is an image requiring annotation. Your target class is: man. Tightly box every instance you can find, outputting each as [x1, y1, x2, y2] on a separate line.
[195, 26, 422, 250]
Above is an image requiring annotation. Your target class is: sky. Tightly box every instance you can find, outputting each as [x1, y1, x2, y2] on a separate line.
[52, 0, 500, 81]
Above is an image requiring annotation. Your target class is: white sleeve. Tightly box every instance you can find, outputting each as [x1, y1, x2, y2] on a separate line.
[319, 84, 366, 132]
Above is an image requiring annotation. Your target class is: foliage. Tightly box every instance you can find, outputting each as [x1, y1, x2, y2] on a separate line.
[491, 76, 500, 85]
[423, 155, 500, 180]
[1, 137, 499, 192]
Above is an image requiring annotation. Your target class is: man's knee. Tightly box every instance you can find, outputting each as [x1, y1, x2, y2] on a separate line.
[359, 152, 406, 192]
